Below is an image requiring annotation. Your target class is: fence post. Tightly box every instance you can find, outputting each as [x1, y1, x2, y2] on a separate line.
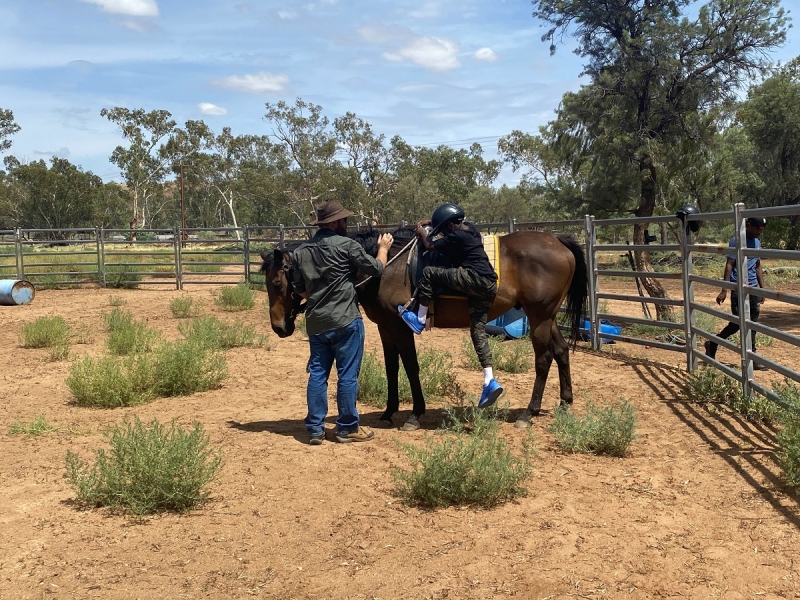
[508, 217, 516, 234]
[14, 227, 22, 280]
[279, 224, 285, 250]
[243, 225, 251, 283]
[681, 218, 696, 372]
[98, 227, 106, 287]
[173, 226, 182, 290]
[733, 203, 753, 396]
[584, 215, 600, 351]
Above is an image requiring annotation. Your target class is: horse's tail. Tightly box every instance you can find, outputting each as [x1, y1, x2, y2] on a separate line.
[558, 235, 588, 348]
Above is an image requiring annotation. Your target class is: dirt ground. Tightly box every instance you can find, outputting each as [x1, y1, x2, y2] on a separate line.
[3, 275, 800, 600]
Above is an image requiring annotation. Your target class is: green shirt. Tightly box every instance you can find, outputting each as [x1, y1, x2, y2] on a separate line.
[291, 229, 384, 335]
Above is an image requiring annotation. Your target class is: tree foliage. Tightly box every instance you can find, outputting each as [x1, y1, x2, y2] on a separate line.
[0, 108, 21, 153]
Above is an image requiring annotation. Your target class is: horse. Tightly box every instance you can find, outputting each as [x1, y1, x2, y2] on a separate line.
[260, 226, 588, 430]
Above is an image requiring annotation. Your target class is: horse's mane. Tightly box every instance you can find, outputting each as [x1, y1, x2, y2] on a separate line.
[351, 226, 416, 259]
[259, 226, 416, 273]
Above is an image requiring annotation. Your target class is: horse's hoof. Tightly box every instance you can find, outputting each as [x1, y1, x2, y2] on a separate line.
[514, 419, 531, 429]
[401, 415, 420, 432]
[374, 418, 393, 429]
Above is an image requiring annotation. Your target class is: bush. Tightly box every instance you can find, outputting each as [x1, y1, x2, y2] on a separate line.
[105, 263, 142, 289]
[178, 315, 270, 349]
[550, 399, 637, 457]
[460, 335, 532, 373]
[357, 351, 388, 408]
[103, 308, 161, 355]
[214, 283, 255, 311]
[393, 425, 535, 509]
[170, 295, 199, 318]
[67, 354, 156, 408]
[65, 416, 222, 515]
[151, 340, 227, 397]
[19, 315, 70, 349]
[687, 368, 777, 423]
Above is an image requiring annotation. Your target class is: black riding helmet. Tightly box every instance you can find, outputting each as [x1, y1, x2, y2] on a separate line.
[431, 203, 465, 235]
[675, 205, 701, 233]
[746, 217, 767, 228]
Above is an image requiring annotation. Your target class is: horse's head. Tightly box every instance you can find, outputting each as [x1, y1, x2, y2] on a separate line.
[260, 248, 305, 338]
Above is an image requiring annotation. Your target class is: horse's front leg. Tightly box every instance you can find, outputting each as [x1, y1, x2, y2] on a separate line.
[397, 328, 425, 431]
[376, 326, 400, 427]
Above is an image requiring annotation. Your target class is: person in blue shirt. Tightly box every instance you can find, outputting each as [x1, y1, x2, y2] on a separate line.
[704, 217, 767, 369]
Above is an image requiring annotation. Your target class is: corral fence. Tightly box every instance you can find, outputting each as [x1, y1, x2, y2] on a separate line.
[2, 205, 799, 408]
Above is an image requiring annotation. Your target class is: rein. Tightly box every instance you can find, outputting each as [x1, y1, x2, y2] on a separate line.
[354, 235, 416, 289]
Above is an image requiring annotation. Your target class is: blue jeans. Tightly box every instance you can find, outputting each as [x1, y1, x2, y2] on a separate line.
[305, 318, 365, 436]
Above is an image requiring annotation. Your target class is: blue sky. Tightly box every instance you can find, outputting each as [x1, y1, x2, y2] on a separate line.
[0, 0, 797, 186]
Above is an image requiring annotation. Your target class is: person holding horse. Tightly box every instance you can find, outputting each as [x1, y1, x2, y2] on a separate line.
[398, 202, 504, 409]
[293, 199, 393, 445]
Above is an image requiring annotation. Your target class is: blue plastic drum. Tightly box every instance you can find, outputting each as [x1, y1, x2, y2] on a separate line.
[0, 280, 35, 305]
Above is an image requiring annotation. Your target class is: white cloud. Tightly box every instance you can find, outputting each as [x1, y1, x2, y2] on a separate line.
[277, 10, 297, 19]
[474, 47, 498, 62]
[215, 72, 289, 93]
[198, 103, 228, 116]
[358, 24, 403, 45]
[80, 0, 159, 17]
[385, 37, 460, 71]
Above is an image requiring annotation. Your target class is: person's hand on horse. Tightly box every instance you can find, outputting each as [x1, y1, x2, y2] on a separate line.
[377, 233, 393, 251]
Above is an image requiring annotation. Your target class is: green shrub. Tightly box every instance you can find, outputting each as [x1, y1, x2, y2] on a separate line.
[214, 283, 255, 311]
[64, 416, 222, 515]
[9, 416, 58, 436]
[460, 335, 532, 373]
[357, 352, 389, 407]
[550, 399, 637, 456]
[777, 412, 800, 492]
[105, 263, 142, 289]
[103, 308, 161, 355]
[393, 426, 535, 509]
[686, 368, 740, 404]
[66, 354, 155, 408]
[170, 295, 199, 318]
[107, 295, 126, 307]
[178, 315, 269, 349]
[19, 316, 70, 349]
[440, 400, 510, 435]
[151, 340, 227, 397]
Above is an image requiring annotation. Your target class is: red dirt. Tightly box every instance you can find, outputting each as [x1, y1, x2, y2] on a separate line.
[2, 279, 800, 599]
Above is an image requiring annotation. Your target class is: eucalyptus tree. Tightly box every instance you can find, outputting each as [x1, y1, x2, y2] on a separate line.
[738, 57, 800, 208]
[263, 98, 337, 225]
[0, 108, 20, 153]
[0, 157, 104, 234]
[101, 108, 211, 233]
[510, 0, 788, 317]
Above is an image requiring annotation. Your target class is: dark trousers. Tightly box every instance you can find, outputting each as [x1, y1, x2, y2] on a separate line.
[417, 266, 498, 368]
[708, 292, 761, 353]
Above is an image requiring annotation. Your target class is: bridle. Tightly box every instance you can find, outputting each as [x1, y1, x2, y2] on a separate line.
[276, 256, 306, 323]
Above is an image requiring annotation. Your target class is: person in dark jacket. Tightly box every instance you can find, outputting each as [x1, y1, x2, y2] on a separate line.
[398, 203, 503, 408]
[293, 199, 393, 444]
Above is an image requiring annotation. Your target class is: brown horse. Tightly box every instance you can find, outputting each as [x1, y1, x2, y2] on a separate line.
[260, 226, 587, 430]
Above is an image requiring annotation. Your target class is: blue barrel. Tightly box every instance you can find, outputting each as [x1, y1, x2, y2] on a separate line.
[0, 280, 35, 305]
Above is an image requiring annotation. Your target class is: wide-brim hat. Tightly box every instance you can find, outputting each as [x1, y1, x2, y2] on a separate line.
[311, 199, 354, 225]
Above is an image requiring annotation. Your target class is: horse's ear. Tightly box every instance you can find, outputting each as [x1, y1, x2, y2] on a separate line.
[273, 248, 284, 266]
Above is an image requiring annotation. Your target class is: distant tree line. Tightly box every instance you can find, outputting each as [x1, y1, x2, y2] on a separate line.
[0, 0, 797, 259]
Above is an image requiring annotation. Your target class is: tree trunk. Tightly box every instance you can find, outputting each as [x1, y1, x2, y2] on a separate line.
[634, 159, 671, 321]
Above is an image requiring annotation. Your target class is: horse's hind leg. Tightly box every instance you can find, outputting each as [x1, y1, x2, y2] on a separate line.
[398, 335, 425, 431]
[551, 321, 574, 407]
[515, 318, 554, 429]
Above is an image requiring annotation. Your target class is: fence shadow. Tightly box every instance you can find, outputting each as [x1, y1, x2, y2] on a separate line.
[576, 347, 800, 528]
